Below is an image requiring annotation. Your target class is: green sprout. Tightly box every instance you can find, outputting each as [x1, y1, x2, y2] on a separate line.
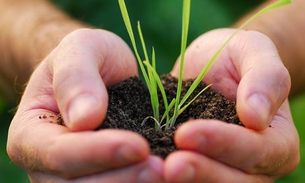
[118, 0, 291, 131]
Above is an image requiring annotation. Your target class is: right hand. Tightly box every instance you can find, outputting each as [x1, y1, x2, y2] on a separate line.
[7, 28, 164, 183]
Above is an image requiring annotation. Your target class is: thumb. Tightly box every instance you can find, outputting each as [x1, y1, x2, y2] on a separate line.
[234, 31, 291, 130]
[52, 29, 137, 131]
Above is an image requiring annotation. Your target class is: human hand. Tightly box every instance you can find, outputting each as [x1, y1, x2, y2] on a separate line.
[7, 29, 164, 183]
[166, 28, 299, 182]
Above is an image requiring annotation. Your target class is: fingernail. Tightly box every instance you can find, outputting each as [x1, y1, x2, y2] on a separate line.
[247, 94, 271, 126]
[138, 157, 164, 183]
[67, 93, 99, 127]
[177, 163, 195, 183]
[190, 132, 207, 153]
[116, 145, 143, 163]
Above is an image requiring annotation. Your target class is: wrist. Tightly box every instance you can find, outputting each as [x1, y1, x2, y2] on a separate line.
[9, 3, 87, 66]
[233, 0, 305, 96]
[0, 0, 88, 103]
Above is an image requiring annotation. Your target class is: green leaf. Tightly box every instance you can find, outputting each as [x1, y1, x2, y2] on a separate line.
[143, 61, 170, 123]
[118, 0, 150, 91]
[179, 0, 292, 113]
[171, 0, 192, 126]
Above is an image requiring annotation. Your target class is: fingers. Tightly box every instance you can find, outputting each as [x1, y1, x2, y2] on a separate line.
[7, 112, 150, 179]
[41, 130, 148, 178]
[49, 29, 137, 131]
[164, 151, 273, 183]
[173, 103, 299, 176]
[29, 156, 164, 183]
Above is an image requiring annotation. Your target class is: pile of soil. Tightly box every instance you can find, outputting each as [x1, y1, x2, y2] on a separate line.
[98, 74, 242, 158]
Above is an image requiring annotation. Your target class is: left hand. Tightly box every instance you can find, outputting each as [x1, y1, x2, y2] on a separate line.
[165, 28, 299, 183]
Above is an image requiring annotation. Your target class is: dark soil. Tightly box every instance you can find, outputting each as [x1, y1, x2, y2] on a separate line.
[98, 74, 242, 159]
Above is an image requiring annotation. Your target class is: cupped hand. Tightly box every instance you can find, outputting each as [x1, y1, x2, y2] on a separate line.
[166, 28, 299, 182]
[7, 29, 164, 183]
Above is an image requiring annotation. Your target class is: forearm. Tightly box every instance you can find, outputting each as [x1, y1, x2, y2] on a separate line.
[0, 0, 86, 104]
[234, 0, 305, 96]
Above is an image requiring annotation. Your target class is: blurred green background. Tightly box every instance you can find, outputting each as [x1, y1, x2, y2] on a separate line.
[1, 0, 304, 182]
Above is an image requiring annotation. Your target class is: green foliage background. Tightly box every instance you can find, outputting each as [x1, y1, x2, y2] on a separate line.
[1, 0, 304, 182]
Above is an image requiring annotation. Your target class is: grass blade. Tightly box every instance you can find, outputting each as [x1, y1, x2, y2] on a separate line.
[178, 84, 212, 115]
[137, 21, 160, 121]
[171, 0, 192, 126]
[118, 0, 150, 92]
[143, 61, 170, 123]
[179, 0, 292, 110]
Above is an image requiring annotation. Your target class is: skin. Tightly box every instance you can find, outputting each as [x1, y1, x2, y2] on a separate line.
[234, 0, 305, 96]
[1, 0, 303, 182]
[166, 29, 299, 183]
[0, 0, 85, 104]
[7, 29, 165, 183]
[2, 1, 165, 182]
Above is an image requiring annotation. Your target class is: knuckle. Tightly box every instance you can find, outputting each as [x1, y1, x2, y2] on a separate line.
[41, 140, 73, 179]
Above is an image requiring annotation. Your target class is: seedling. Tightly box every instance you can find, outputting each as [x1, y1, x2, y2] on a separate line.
[118, 0, 291, 131]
